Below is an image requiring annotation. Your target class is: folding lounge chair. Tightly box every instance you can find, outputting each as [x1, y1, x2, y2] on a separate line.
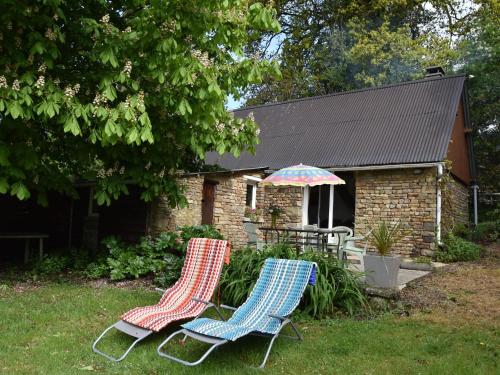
[92, 238, 230, 362]
[157, 258, 317, 368]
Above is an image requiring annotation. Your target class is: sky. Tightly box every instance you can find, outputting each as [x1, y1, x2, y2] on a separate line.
[226, 94, 243, 110]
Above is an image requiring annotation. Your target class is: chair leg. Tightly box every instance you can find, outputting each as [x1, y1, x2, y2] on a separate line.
[259, 318, 302, 368]
[259, 332, 281, 369]
[157, 329, 227, 367]
[92, 324, 152, 362]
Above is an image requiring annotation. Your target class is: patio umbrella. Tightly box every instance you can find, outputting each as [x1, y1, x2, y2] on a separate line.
[261, 164, 345, 187]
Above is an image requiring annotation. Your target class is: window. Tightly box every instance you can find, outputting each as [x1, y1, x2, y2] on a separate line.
[243, 175, 262, 209]
[245, 184, 255, 208]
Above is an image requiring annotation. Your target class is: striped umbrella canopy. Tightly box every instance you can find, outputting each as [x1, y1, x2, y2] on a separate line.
[261, 164, 345, 187]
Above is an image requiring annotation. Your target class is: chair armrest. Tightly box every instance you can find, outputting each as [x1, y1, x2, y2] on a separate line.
[192, 297, 213, 305]
[347, 236, 365, 241]
[268, 313, 287, 321]
[220, 304, 237, 311]
[155, 287, 166, 293]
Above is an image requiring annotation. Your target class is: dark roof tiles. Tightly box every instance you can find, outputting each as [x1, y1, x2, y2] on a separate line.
[206, 75, 465, 170]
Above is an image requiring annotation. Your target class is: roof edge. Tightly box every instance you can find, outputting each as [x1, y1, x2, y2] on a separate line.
[234, 74, 467, 113]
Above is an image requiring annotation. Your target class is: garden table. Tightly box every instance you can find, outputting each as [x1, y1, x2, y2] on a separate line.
[0, 233, 49, 263]
[259, 226, 350, 257]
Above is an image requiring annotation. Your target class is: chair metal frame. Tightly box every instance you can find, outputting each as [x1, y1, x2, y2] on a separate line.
[92, 296, 224, 362]
[156, 305, 303, 368]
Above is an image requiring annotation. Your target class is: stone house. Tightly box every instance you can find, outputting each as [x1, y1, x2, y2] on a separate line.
[151, 69, 476, 257]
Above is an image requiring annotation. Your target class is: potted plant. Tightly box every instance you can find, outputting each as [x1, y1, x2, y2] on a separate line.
[363, 220, 408, 289]
[267, 204, 283, 228]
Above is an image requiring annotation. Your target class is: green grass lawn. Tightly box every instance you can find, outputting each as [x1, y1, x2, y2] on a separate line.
[0, 282, 498, 375]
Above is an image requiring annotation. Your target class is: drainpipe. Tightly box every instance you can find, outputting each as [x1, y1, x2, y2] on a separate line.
[436, 163, 444, 244]
[472, 184, 479, 225]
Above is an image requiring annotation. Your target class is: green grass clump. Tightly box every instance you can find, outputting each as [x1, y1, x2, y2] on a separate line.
[219, 243, 367, 317]
[0, 283, 497, 374]
[436, 233, 483, 263]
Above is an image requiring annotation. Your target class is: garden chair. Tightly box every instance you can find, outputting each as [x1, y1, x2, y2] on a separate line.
[326, 226, 353, 257]
[92, 238, 230, 362]
[341, 230, 372, 270]
[157, 258, 317, 368]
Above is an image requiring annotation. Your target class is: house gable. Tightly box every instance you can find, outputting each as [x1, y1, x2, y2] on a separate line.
[446, 99, 472, 184]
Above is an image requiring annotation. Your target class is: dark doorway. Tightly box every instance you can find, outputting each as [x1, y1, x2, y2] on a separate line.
[201, 181, 216, 225]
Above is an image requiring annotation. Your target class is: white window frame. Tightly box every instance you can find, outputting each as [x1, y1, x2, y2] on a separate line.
[244, 176, 261, 210]
[302, 185, 335, 241]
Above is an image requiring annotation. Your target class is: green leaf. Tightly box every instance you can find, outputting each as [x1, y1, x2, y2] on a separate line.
[63, 116, 81, 136]
[30, 41, 45, 55]
[10, 182, 30, 200]
[0, 178, 8, 194]
[103, 85, 117, 101]
[138, 112, 151, 127]
[0, 145, 10, 166]
[8, 101, 23, 119]
[127, 128, 139, 144]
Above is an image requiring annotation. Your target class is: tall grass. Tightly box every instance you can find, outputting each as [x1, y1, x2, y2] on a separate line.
[219, 243, 367, 317]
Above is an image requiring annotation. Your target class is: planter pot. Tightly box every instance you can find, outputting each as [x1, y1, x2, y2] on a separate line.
[243, 222, 258, 243]
[363, 254, 401, 289]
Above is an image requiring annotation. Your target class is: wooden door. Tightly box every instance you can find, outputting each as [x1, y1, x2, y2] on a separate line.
[201, 181, 216, 225]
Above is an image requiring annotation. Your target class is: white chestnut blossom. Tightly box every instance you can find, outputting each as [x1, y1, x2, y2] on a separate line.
[137, 90, 145, 107]
[160, 20, 176, 33]
[192, 49, 212, 68]
[45, 28, 57, 41]
[0, 76, 7, 89]
[100, 14, 110, 23]
[35, 75, 45, 89]
[38, 64, 47, 73]
[215, 120, 225, 132]
[97, 168, 106, 179]
[64, 84, 78, 98]
[12, 79, 20, 91]
[122, 60, 132, 77]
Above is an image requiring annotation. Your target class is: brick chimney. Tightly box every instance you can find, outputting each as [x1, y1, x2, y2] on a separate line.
[425, 66, 445, 79]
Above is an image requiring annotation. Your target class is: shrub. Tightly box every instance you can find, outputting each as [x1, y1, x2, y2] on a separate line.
[453, 221, 499, 243]
[471, 222, 499, 243]
[178, 225, 223, 247]
[102, 234, 180, 281]
[84, 262, 109, 279]
[219, 243, 367, 318]
[85, 226, 223, 283]
[32, 255, 70, 276]
[154, 253, 185, 287]
[436, 233, 483, 262]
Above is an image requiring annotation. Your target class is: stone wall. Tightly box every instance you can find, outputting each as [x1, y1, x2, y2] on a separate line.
[354, 168, 437, 257]
[211, 172, 264, 249]
[441, 175, 469, 233]
[262, 185, 303, 228]
[149, 172, 265, 250]
[150, 167, 455, 257]
[149, 175, 204, 235]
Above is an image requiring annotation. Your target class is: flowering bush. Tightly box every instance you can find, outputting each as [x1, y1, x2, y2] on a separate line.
[0, 2, 280, 206]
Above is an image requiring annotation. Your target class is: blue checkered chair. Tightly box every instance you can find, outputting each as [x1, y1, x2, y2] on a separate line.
[157, 258, 317, 368]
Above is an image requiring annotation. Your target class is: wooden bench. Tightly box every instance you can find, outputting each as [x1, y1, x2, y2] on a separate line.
[0, 233, 49, 263]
